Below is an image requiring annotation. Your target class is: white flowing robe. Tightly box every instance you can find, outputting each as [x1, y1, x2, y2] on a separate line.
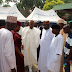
[38, 28, 54, 72]
[0, 28, 16, 72]
[47, 34, 64, 72]
[18, 26, 23, 38]
[22, 26, 41, 66]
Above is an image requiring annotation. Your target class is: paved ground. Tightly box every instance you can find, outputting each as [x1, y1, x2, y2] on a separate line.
[25, 65, 72, 72]
[25, 66, 38, 72]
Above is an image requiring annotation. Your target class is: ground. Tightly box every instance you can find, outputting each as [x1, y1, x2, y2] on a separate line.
[25, 66, 38, 72]
[25, 65, 72, 72]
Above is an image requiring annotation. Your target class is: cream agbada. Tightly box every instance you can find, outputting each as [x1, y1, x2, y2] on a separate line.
[22, 26, 41, 66]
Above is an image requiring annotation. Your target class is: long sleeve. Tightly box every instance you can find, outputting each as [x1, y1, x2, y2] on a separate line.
[56, 34, 64, 55]
[4, 33, 16, 69]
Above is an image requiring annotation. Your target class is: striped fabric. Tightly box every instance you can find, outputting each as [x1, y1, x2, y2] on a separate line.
[64, 33, 72, 55]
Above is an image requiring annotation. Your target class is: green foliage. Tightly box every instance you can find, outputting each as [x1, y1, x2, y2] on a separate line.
[57, 12, 65, 18]
[22, 0, 33, 9]
[16, 0, 45, 17]
[0, 0, 3, 4]
[22, 0, 44, 9]
[16, 2, 30, 17]
[43, 0, 64, 10]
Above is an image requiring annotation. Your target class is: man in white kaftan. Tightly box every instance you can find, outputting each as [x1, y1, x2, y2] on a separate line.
[22, 20, 41, 72]
[38, 21, 54, 72]
[47, 25, 64, 72]
[18, 26, 23, 37]
[0, 16, 17, 72]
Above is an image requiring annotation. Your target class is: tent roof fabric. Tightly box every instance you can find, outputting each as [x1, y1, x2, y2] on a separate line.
[26, 7, 61, 22]
[53, 3, 72, 10]
[0, 5, 26, 22]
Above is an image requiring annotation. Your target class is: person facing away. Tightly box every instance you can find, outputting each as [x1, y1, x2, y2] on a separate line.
[11, 21, 25, 72]
[58, 19, 68, 72]
[38, 21, 54, 72]
[47, 24, 64, 72]
[63, 25, 72, 72]
[22, 20, 41, 72]
[0, 16, 17, 72]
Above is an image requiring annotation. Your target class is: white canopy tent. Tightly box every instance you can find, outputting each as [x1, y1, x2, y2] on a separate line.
[26, 7, 61, 22]
[0, 5, 26, 22]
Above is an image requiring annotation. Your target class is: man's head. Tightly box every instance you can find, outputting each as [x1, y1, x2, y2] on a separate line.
[5, 16, 17, 31]
[0, 20, 5, 29]
[15, 21, 21, 32]
[24, 21, 29, 27]
[63, 25, 71, 34]
[58, 19, 64, 29]
[43, 21, 49, 30]
[29, 20, 34, 29]
[52, 24, 60, 36]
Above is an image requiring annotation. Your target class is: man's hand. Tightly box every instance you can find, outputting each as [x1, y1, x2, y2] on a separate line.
[11, 68, 16, 72]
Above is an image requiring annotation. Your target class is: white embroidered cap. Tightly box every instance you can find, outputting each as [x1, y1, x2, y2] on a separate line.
[6, 16, 17, 23]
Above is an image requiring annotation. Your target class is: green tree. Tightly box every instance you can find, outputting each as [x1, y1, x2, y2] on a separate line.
[22, 0, 44, 9]
[43, 0, 64, 10]
[22, 0, 33, 9]
[16, 0, 45, 17]
[0, 0, 3, 4]
[16, 2, 30, 17]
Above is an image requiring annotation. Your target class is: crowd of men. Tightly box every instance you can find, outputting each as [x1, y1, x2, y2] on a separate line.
[0, 15, 72, 72]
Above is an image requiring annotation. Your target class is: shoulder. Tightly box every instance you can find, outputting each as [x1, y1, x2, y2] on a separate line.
[58, 34, 63, 38]
[57, 34, 64, 41]
[34, 27, 41, 34]
[49, 27, 52, 32]
[49, 27, 54, 34]
[3, 29, 13, 40]
[49, 27, 52, 31]
[11, 30, 15, 34]
[2, 28, 12, 36]
[0, 28, 7, 36]
[5, 29, 13, 38]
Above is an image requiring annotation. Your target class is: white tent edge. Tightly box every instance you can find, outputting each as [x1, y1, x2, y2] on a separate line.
[26, 7, 62, 23]
[0, 5, 26, 22]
